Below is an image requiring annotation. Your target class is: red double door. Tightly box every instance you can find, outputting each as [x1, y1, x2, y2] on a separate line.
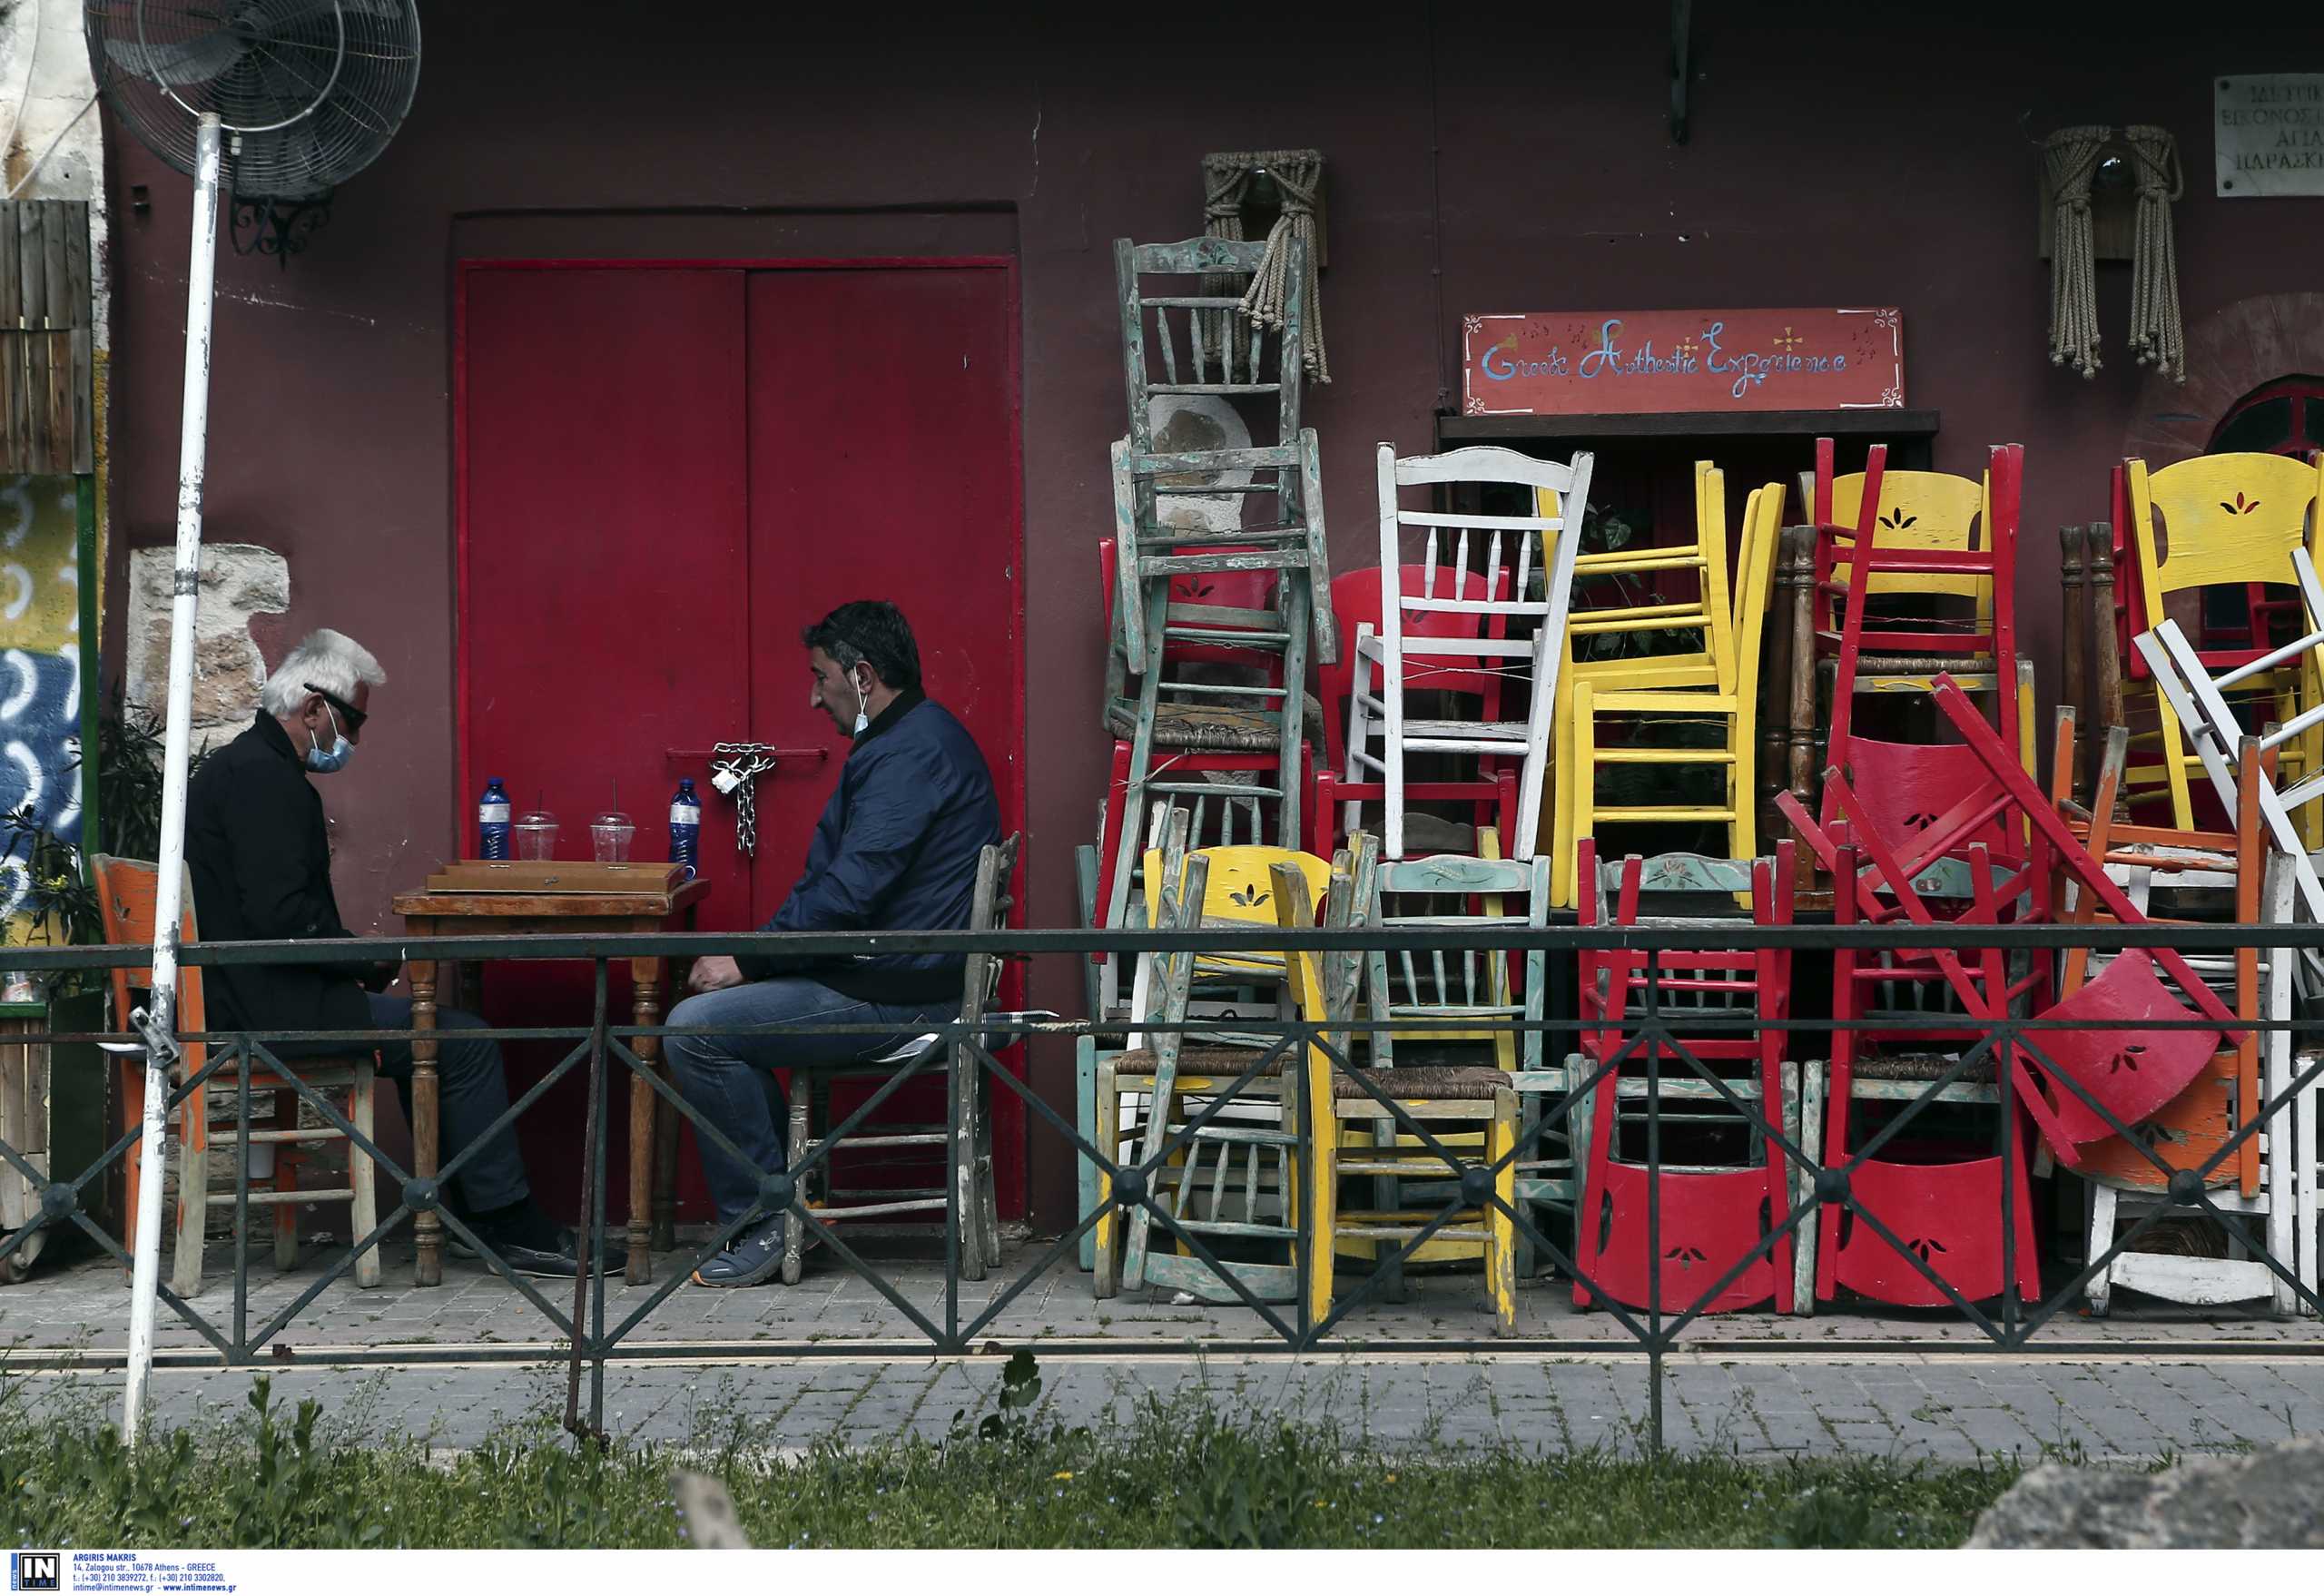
[458, 261, 1023, 1222]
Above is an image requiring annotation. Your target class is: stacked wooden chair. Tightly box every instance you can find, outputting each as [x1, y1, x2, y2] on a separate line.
[2053, 723, 2315, 1315]
[1275, 834, 1527, 1335]
[1319, 565, 1518, 860]
[1091, 809, 1331, 1304]
[2116, 450, 2324, 837]
[1778, 679, 2242, 1312]
[1569, 841, 1805, 1315]
[1559, 468, 1787, 909]
[1090, 236, 1337, 1020]
[1346, 443, 1591, 868]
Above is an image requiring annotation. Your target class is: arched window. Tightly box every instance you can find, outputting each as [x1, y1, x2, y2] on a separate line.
[2208, 373, 2324, 458]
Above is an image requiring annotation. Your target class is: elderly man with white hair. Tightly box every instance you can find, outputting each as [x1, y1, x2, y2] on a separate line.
[182, 629, 595, 1277]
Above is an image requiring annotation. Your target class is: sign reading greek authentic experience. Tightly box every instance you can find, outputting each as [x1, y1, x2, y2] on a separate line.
[2215, 74, 2324, 198]
[1461, 308, 1905, 417]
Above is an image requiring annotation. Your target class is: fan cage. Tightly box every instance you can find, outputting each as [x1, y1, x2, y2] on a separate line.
[85, 1, 421, 200]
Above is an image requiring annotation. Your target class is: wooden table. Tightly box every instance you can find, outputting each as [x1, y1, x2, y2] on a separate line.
[391, 862, 708, 1286]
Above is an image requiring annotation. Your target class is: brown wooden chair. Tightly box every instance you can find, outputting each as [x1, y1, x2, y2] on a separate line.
[93, 855, 381, 1296]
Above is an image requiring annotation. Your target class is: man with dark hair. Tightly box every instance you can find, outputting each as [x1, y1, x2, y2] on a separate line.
[666, 599, 1000, 1286]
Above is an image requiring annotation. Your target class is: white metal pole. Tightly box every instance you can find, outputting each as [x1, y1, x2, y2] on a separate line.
[124, 111, 223, 1452]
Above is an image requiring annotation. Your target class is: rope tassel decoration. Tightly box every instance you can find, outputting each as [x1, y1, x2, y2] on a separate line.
[2123, 124, 2188, 384]
[1200, 148, 1330, 384]
[2044, 124, 2112, 379]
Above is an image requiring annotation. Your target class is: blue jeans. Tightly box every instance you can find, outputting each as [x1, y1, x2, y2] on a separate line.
[663, 978, 950, 1225]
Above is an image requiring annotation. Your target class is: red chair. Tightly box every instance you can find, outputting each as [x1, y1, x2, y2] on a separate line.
[1570, 841, 1801, 1315]
[1815, 441, 2026, 824]
[1777, 675, 2240, 1309]
[1318, 564, 1517, 857]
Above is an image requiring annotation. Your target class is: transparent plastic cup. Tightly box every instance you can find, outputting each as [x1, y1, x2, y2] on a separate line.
[591, 811, 635, 862]
[515, 811, 559, 861]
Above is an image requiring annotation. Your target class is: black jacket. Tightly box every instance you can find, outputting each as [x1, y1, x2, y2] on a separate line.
[737, 690, 1001, 1003]
[182, 712, 373, 1037]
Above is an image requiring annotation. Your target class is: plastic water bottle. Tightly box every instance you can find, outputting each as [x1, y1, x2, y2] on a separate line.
[478, 777, 512, 860]
[669, 777, 702, 880]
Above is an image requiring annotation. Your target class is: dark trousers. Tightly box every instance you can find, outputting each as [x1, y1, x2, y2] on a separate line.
[271, 992, 530, 1215]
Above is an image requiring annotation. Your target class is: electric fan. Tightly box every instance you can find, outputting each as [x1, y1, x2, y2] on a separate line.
[81, 0, 421, 1445]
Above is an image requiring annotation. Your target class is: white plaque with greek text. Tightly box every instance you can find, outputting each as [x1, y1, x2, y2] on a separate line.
[2216, 74, 2324, 197]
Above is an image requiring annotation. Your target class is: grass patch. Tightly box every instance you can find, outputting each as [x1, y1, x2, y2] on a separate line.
[0, 1356, 2021, 1549]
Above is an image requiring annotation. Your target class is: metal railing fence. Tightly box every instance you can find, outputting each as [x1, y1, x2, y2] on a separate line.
[0, 919, 2315, 1451]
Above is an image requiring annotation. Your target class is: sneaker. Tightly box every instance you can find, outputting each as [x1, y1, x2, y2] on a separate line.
[691, 1214, 787, 1288]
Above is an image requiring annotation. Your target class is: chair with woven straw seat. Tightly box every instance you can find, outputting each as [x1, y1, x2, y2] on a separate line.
[1275, 835, 1521, 1336]
[94, 854, 380, 1296]
[1090, 813, 1331, 1304]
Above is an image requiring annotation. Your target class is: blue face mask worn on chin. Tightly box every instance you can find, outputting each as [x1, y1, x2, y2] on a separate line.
[304, 703, 354, 773]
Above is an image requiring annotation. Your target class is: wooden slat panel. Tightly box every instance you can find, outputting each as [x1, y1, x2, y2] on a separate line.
[0, 202, 94, 473]
[16, 207, 44, 329]
[69, 329, 92, 474]
[22, 326, 50, 474]
[43, 332, 74, 475]
[0, 207, 18, 472]
[41, 204, 69, 327]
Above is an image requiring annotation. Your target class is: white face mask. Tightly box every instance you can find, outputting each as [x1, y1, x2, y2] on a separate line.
[850, 668, 872, 738]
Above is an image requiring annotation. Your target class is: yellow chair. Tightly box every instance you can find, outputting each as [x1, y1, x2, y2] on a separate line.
[1541, 459, 1739, 906]
[2123, 450, 2324, 837]
[1565, 471, 1785, 907]
[1094, 813, 1333, 1305]
[1275, 836, 1521, 1336]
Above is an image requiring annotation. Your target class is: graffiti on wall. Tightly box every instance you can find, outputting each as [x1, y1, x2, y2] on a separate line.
[0, 475, 83, 931]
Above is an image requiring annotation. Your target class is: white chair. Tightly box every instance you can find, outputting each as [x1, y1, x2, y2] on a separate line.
[1348, 443, 1594, 861]
[2063, 731, 2313, 1315]
[2135, 547, 2324, 935]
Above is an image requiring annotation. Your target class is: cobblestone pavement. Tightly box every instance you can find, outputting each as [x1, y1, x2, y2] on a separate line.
[5, 1234, 2321, 1355]
[4, 1237, 2319, 1461]
[13, 1352, 2324, 1463]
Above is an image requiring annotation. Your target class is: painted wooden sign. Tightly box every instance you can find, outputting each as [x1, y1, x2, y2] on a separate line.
[1462, 307, 1904, 416]
[2215, 74, 2324, 197]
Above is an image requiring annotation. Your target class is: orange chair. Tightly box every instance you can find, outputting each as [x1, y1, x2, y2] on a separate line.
[94, 855, 381, 1296]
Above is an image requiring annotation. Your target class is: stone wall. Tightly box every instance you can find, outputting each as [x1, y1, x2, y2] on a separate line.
[123, 544, 290, 747]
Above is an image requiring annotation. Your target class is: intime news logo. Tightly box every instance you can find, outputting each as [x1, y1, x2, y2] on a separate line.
[9, 1552, 59, 1592]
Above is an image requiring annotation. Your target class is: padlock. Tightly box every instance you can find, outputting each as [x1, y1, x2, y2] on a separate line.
[711, 767, 743, 796]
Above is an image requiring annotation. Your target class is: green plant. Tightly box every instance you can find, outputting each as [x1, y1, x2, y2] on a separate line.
[0, 693, 212, 995]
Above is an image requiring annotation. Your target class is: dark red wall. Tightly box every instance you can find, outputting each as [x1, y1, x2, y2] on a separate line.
[102, 3, 2324, 1225]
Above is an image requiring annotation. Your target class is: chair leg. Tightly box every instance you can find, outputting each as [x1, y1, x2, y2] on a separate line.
[1383, 640, 1408, 860]
[118, 1056, 144, 1276]
[1092, 1063, 1120, 1298]
[1305, 1096, 1339, 1332]
[1792, 1060, 1823, 1317]
[170, 1075, 208, 1301]
[1551, 670, 1578, 907]
[973, 1071, 1003, 1273]
[1344, 634, 1374, 843]
[350, 1064, 381, 1289]
[271, 1089, 299, 1274]
[1568, 683, 1599, 910]
[1076, 1037, 1101, 1272]
[2085, 1182, 2116, 1317]
[953, 1044, 988, 1283]
[1513, 630, 1558, 867]
[781, 1089, 809, 1287]
[1486, 1093, 1519, 1337]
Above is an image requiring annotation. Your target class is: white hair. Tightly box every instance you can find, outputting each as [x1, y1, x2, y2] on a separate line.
[260, 629, 387, 717]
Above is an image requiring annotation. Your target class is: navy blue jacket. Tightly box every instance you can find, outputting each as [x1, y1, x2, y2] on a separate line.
[736, 690, 1001, 1003]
